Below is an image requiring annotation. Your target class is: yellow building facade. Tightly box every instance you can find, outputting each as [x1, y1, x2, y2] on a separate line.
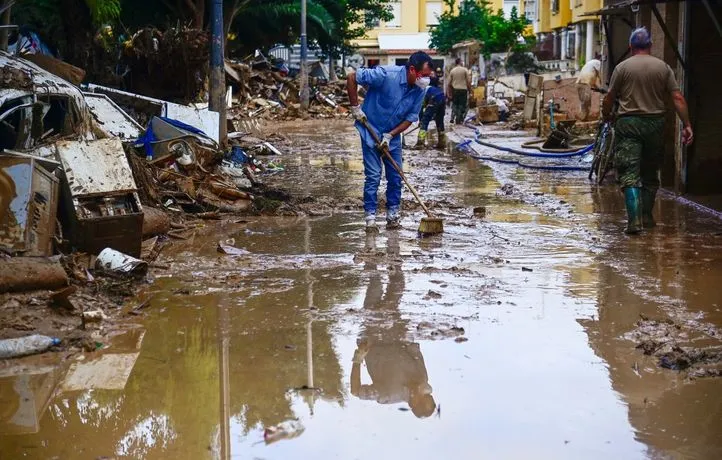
[352, 0, 528, 67]
[531, 0, 601, 68]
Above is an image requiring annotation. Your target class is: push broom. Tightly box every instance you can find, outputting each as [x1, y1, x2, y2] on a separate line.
[360, 118, 444, 236]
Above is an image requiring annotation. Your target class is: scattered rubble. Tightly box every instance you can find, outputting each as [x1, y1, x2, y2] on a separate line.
[0, 51, 298, 349]
[225, 51, 350, 122]
[625, 317, 722, 379]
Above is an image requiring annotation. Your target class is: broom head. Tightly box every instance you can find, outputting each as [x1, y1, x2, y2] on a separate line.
[418, 217, 444, 236]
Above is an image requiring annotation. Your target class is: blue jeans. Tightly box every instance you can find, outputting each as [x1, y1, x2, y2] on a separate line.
[362, 141, 402, 215]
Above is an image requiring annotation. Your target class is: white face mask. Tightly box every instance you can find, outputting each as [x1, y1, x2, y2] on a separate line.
[415, 77, 431, 90]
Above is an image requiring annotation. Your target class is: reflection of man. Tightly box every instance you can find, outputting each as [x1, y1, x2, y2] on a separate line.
[602, 28, 693, 234]
[350, 234, 436, 418]
[576, 56, 601, 121]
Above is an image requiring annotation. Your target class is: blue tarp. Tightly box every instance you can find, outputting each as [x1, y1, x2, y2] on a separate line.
[135, 116, 212, 159]
[9, 30, 55, 56]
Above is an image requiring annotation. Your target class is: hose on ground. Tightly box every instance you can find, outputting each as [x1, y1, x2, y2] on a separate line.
[456, 139, 590, 172]
[463, 115, 594, 156]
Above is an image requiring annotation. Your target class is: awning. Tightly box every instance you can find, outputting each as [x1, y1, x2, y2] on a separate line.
[377, 33, 431, 51]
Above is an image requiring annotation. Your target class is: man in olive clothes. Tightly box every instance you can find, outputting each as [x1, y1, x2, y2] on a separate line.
[602, 27, 693, 234]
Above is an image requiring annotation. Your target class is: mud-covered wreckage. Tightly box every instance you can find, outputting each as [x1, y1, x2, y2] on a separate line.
[0, 51, 258, 294]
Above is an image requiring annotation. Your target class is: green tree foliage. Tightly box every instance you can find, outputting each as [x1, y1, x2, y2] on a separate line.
[228, 0, 338, 54]
[83, 0, 121, 24]
[429, 0, 530, 56]
[12, 0, 122, 70]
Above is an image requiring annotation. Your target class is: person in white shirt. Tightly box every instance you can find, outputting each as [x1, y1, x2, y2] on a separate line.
[576, 57, 602, 121]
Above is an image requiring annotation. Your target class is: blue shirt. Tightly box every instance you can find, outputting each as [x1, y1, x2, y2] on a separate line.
[355, 65, 425, 149]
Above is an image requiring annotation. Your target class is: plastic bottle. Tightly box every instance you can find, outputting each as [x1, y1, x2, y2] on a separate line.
[0, 335, 61, 359]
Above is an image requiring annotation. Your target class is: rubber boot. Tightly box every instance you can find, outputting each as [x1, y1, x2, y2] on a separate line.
[641, 188, 657, 228]
[414, 130, 427, 149]
[623, 187, 642, 235]
[436, 131, 446, 150]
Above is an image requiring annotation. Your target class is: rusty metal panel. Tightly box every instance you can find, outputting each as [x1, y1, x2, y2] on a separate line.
[83, 93, 143, 140]
[70, 204, 143, 257]
[56, 139, 138, 197]
[0, 155, 59, 256]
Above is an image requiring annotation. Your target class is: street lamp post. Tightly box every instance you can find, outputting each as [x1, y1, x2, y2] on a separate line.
[300, 0, 310, 111]
[209, 0, 227, 146]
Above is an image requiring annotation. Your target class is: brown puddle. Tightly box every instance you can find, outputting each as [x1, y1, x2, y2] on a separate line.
[1, 120, 722, 459]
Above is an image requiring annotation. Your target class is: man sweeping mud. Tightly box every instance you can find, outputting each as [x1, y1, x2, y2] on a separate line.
[347, 51, 433, 232]
[603, 27, 693, 234]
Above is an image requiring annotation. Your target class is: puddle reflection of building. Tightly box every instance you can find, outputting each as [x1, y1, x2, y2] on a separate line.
[351, 233, 436, 418]
[582, 230, 722, 457]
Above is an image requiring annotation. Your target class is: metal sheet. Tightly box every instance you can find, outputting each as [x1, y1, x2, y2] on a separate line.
[85, 83, 220, 143]
[83, 92, 143, 140]
[56, 138, 138, 196]
[165, 102, 220, 143]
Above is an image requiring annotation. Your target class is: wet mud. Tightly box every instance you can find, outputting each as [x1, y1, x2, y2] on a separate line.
[1, 119, 722, 459]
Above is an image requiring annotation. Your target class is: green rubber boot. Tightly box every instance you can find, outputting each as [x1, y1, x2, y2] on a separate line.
[642, 188, 657, 228]
[414, 130, 427, 149]
[624, 187, 642, 235]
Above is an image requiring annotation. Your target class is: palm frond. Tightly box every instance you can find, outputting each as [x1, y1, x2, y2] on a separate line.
[84, 0, 121, 24]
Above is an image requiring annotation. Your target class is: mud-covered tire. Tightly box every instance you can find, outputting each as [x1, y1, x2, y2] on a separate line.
[596, 126, 615, 184]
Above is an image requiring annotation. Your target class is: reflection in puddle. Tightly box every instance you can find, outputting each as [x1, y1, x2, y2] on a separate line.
[351, 233, 436, 418]
[1, 121, 722, 459]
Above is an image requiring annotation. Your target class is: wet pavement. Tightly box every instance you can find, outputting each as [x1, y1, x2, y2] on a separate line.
[2, 120, 722, 459]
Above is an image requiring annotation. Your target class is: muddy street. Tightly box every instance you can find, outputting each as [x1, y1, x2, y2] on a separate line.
[2, 119, 722, 459]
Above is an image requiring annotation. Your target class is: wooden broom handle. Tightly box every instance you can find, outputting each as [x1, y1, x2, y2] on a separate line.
[360, 119, 434, 218]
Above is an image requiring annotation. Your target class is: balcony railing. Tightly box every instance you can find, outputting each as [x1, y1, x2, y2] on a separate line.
[538, 58, 576, 71]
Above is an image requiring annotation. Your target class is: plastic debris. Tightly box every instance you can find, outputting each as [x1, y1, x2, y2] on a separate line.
[95, 248, 149, 277]
[0, 335, 61, 359]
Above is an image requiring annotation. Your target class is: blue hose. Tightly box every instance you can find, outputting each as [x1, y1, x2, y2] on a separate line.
[457, 115, 592, 171]
[471, 128, 593, 157]
[456, 139, 590, 172]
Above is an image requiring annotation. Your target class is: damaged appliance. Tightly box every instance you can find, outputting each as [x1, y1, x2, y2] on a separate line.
[0, 152, 60, 256]
[56, 138, 143, 257]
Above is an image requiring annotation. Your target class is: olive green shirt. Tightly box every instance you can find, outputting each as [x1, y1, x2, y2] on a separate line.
[609, 54, 679, 116]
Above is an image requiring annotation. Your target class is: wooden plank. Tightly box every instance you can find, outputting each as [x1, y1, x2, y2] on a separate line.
[523, 96, 537, 120]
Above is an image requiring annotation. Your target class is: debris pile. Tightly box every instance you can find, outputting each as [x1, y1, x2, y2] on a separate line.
[225, 53, 350, 122]
[0, 51, 295, 352]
